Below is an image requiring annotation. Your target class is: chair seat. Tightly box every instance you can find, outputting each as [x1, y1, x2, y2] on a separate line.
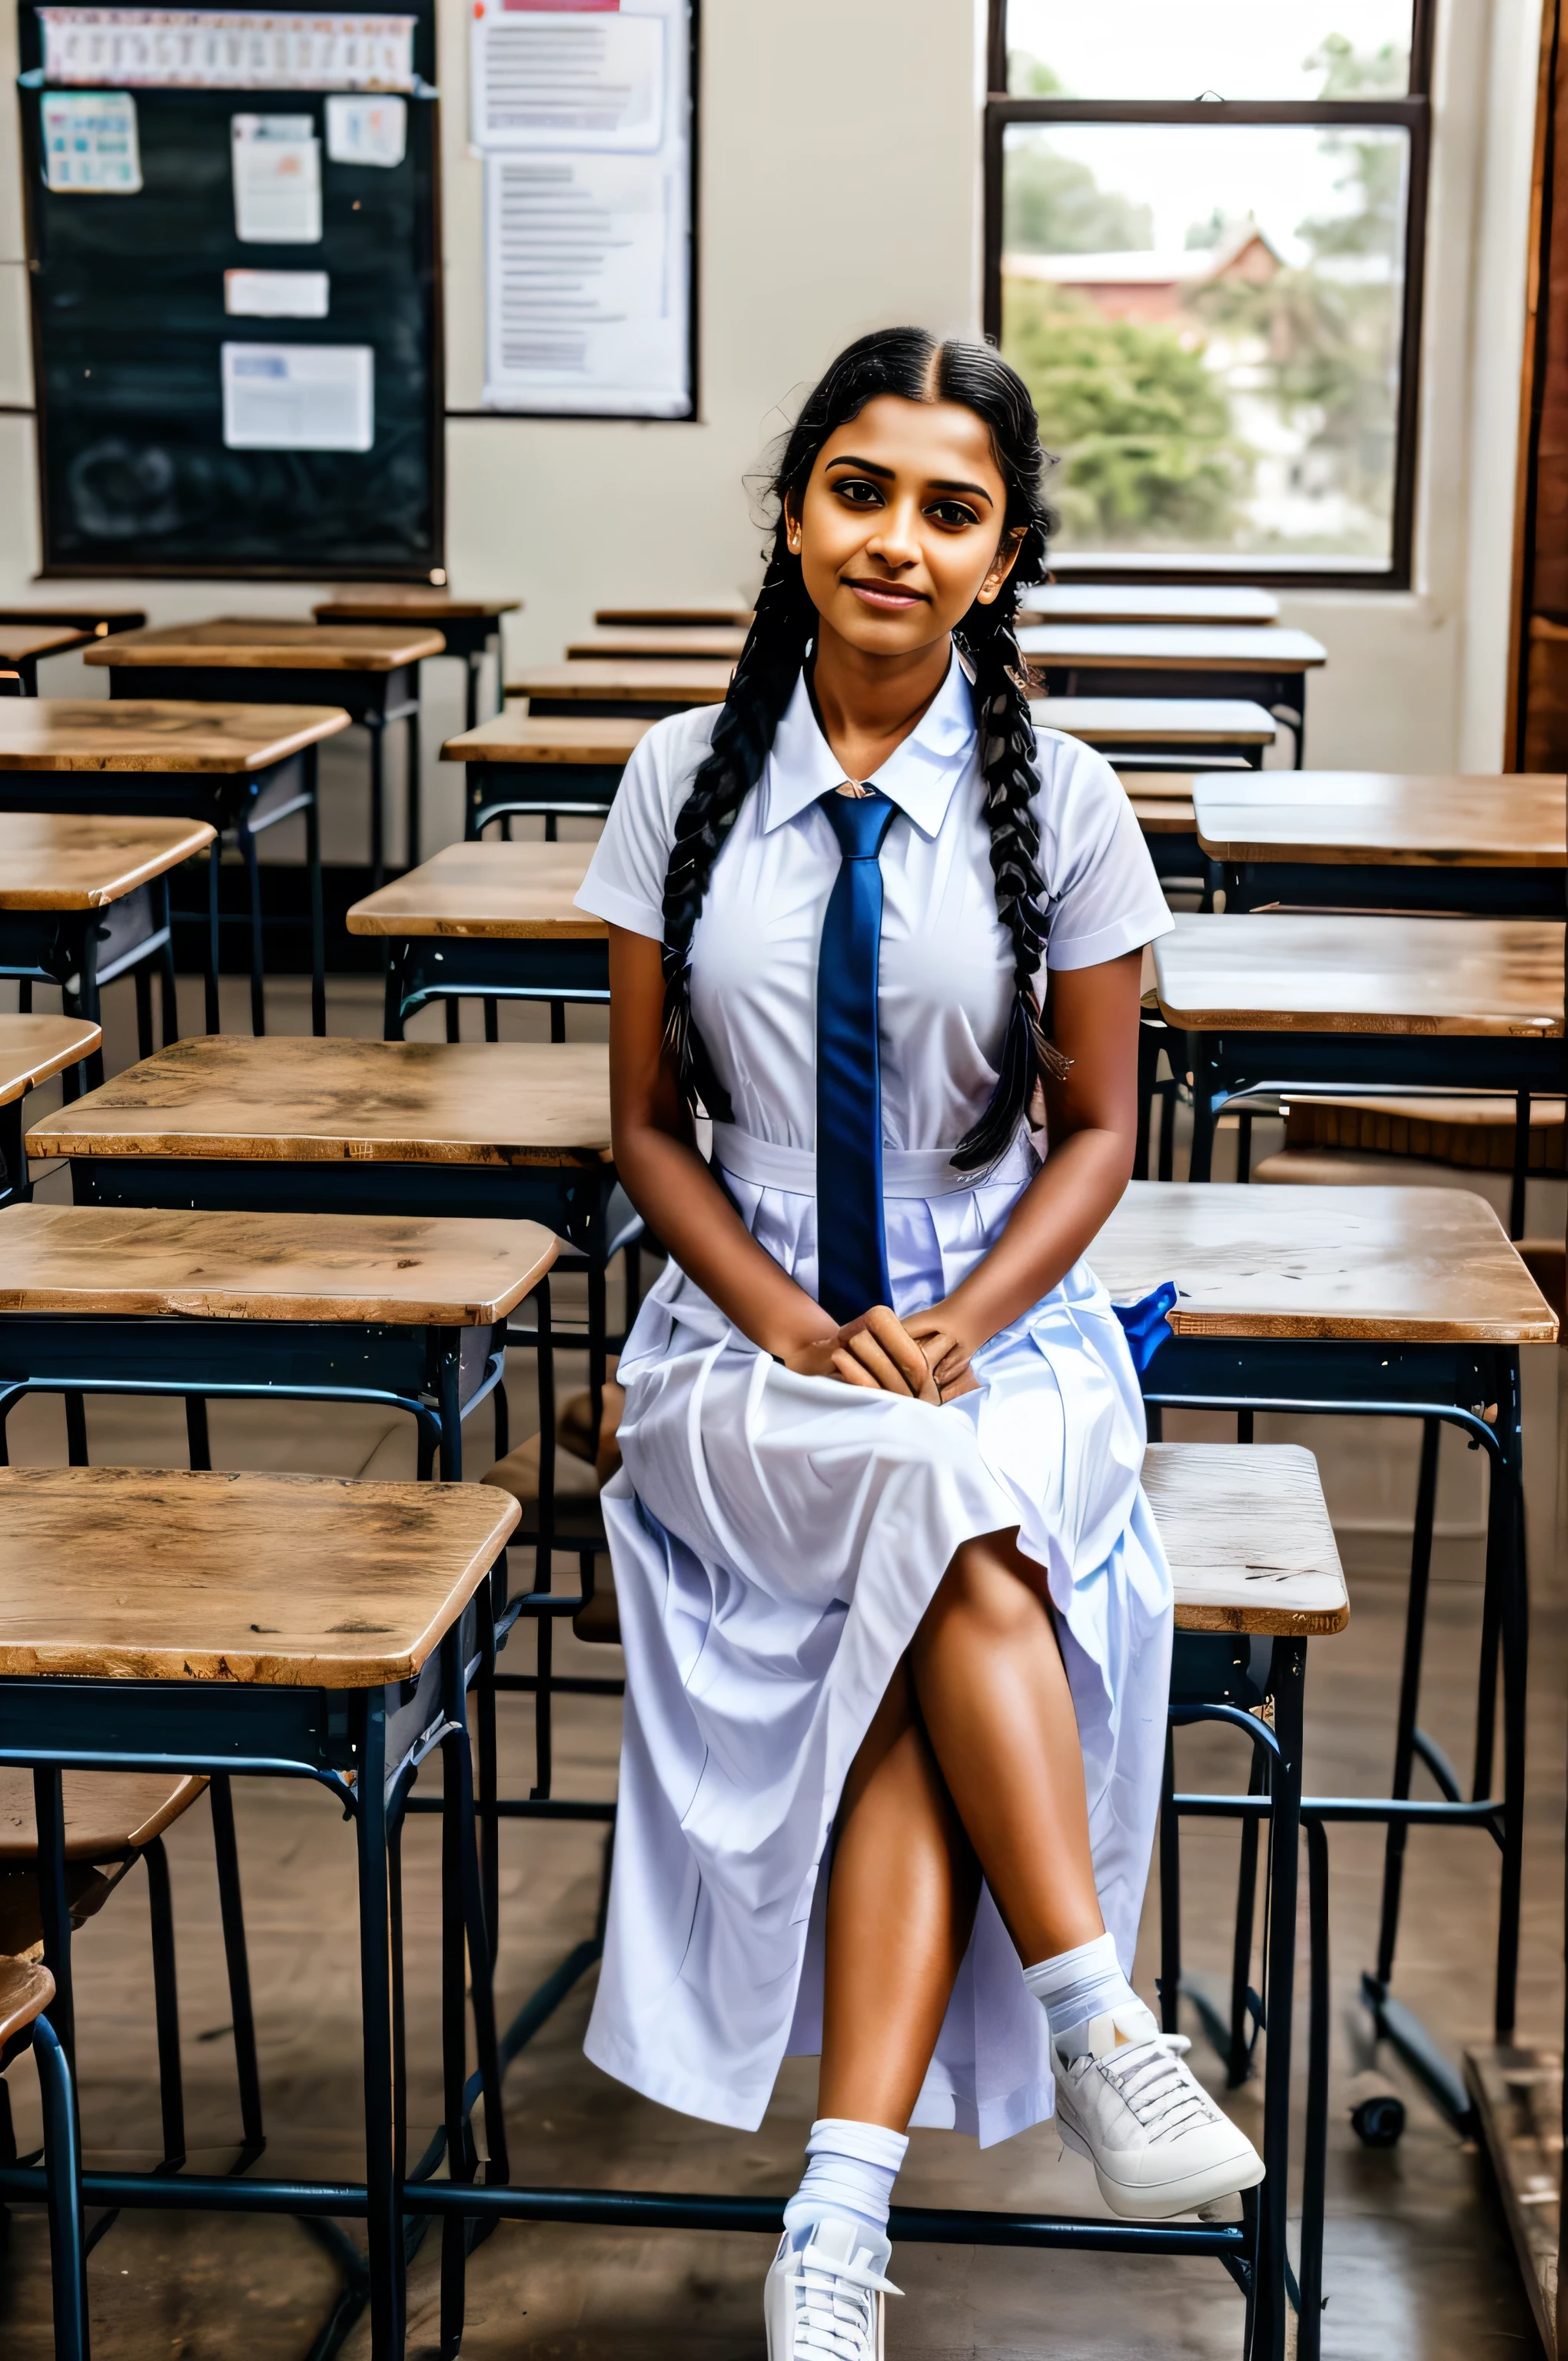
[0, 1773, 210, 1956]
[1283, 1093, 1565, 1174]
[0, 1955, 52, 2050]
[483, 1433, 607, 1543]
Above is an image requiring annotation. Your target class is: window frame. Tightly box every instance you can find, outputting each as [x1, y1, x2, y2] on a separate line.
[982, 0, 1436, 590]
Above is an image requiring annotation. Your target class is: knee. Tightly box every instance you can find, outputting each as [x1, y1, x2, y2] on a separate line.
[930, 1535, 1044, 1646]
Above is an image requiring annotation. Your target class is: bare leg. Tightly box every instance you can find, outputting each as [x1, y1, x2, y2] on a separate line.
[909, 1529, 1104, 1966]
[818, 1661, 981, 2129]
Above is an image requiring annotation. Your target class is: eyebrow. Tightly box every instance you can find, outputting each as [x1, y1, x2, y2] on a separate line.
[826, 457, 995, 506]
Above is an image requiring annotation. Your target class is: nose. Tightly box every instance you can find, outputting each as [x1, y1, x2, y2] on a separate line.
[865, 492, 922, 570]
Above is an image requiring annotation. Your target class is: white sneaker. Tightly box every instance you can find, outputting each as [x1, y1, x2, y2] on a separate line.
[1054, 2001, 1265, 2220]
[764, 2215, 902, 2361]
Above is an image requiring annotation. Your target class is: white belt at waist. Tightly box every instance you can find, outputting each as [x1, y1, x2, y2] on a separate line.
[710, 1123, 1038, 1200]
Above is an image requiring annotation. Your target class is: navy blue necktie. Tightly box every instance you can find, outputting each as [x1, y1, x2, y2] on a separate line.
[816, 787, 898, 1324]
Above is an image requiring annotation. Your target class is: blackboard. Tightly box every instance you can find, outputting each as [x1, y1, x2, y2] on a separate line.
[17, 2, 443, 579]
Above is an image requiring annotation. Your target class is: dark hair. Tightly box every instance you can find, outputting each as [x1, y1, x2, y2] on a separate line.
[661, 326, 1055, 1171]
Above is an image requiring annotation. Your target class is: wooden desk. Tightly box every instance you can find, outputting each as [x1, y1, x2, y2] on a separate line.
[1151, 912, 1566, 1190]
[1194, 772, 1568, 916]
[0, 1461, 518, 2346]
[594, 603, 754, 627]
[314, 591, 520, 732]
[347, 842, 603, 1037]
[567, 626, 748, 663]
[0, 603, 145, 639]
[0, 626, 91, 694]
[1021, 625, 1326, 764]
[1019, 584, 1280, 627]
[0, 813, 215, 1077]
[1146, 1443, 1347, 1634]
[1034, 696, 1277, 768]
[508, 658, 733, 719]
[0, 1201, 558, 1482]
[0, 702, 350, 1038]
[86, 619, 447, 879]
[0, 1014, 102, 1208]
[442, 709, 650, 841]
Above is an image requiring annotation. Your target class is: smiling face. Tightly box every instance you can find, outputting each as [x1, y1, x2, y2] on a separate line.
[786, 394, 1022, 660]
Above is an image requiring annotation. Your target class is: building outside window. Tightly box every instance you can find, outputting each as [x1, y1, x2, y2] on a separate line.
[984, 2, 1434, 586]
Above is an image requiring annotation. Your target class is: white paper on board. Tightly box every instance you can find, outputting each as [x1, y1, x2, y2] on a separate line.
[470, 4, 664, 152]
[38, 9, 417, 92]
[325, 92, 405, 166]
[224, 268, 329, 317]
[231, 112, 321, 243]
[40, 88, 142, 191]
[221, 341, 374, 450]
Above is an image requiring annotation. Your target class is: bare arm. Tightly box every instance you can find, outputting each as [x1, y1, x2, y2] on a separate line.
[608, 927, 937, 1396]
[905, 948, 1144, 1396]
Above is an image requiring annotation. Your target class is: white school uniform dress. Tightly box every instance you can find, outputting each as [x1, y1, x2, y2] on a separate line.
[574, 656, 1175, 2147]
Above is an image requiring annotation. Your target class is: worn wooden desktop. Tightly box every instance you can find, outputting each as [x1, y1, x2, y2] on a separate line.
[85, 619, 446, 878]
[566, 626, 748, 662]
[348, 842, 605, 1037]
[0, 1014, 102, 1206]
[1193, 772, 1568, 915]
[1021, 623, 1326, 764]
[0, 626, 91, 693]
[1035, 696, 1277, 768]
[508, 659, 733, 719]
[0, 701, 350, 1037]
[314, 591, 520, 732]
[1144, 1443, 1347, 1634]
[0, 812, 216, 1075]
[443, 710, 651, 839]
[1019, 584, 1280, 626]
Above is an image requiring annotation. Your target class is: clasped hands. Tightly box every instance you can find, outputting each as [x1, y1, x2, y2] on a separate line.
[782, 1302, 979, 1403]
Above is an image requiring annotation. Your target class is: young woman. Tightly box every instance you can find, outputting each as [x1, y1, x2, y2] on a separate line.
[574, 328, 1262, 2359]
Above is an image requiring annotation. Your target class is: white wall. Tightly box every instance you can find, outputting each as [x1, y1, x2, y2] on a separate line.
[0, 0, 1545, 825]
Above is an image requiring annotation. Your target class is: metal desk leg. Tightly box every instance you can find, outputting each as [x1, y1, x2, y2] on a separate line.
[1509, 1093, 1530, 1240]
[238, 818, 266, 1036]
[35, 1765, 75, 2069]
[1188, 1037, 1220, 1183]
[209, 1774, 265, 2157]
[368, 716, 387, 893]
[32, 2014, 90, 2361]
[204, 841, 222, 1035]
[305, 748, 326, 1038]
[354, 1693, 404, 2359]
[1296, 1818, 1330, 2361]
[406, 707, 421, 874]
[1372, 1419, 1440, 1992]
[156, 875, 179, 1047]
[1493, 1354, 1528, 2041]
[1157, 1729, 1181, 2034]
[1251, 1639, 1304, 2361]
[0, 1097, 25, 1206]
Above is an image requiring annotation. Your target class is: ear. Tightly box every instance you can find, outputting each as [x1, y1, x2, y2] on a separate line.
[975, 525, 1028, 606]
[783, 490, 803, 557]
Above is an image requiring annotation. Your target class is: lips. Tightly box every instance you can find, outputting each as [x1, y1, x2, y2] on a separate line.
[845, 580, 924, 611]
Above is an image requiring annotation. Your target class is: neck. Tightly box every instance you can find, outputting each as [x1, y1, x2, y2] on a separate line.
[809, 618, 953, 785]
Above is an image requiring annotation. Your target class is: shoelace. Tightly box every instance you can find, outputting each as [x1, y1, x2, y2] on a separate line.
[784, 2244, 902, 2361]
[1092, 2033, 1218, 2144]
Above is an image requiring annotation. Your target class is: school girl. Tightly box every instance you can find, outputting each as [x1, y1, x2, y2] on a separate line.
[573, 327, 1264, 2359]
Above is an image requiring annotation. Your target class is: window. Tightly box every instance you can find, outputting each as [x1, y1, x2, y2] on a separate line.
[983, 2, 1433, 586]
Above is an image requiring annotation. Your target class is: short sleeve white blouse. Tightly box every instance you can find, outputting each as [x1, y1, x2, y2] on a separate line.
[576, 655, 1173, 1167]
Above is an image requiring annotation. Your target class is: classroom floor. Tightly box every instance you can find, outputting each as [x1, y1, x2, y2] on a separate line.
[1, 970, 1563, 2360]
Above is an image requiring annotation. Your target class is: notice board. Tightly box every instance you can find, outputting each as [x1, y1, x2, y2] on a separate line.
[17, 4, 444, 579]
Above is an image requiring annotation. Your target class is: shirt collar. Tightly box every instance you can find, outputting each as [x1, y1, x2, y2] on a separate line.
[761, 652, 977, 839]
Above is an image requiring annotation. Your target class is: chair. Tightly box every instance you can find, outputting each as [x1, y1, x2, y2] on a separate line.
[0, 1957, 88, 2359]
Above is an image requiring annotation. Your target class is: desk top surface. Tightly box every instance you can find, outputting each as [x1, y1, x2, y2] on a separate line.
[1035, 697, 1277, 745]
[0, 1203, 559, 1323]
[313, 590, 520, 623]
[26, 1034, 613, 1166]
[442, 709, 653, 765]
[1089, 1180, 1557, 1341]
[0, 812, 216, 908]
[0, 1466, 518, 1686]
[1019, 624, 1326, 669]
[0, 626, 89, 662]
[0, 1014, 102, 1106]
[85, 618, 446, 672]
[568, 626, 749, 662]
[1144, 1443, 1348, 1634]
[1193, 772, 1567, 865]
[347, 841, 600, 938]
[0, 699, 351, 772]
[595, 603, 755, 627]
[510, 659, 734, 703]
[1153, 913, 1565, 1035]
[1020, 585, 1281, 626]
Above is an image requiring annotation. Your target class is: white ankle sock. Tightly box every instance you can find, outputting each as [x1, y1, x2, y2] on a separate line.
[1022, 1931, 1143, 2061]
[781, 2117, 908, 2244]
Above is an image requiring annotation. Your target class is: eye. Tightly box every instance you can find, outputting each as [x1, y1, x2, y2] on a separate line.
[928, 499, 981, 530]
[833, 477, 885, 508]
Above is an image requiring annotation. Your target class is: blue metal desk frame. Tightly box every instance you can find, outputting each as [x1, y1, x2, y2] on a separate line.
[2, 875, 185, 1101]
[1031, 660, 1314, 765]
[0, 750, 324, 1038]
[1217, 858, 1567, 919]
[463, 759, 626, 843]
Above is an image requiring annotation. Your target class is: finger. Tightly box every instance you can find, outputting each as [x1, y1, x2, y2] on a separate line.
[940, 1366, 981, 1402]
[862, 1303, 935, 1393]
[845, 1329, 916, 1395]
[830, 1348, 882, 1390]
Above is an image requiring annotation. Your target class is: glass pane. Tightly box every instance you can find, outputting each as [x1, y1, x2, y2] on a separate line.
[1005, 2, 1414, 101]
[1000, 121, 1409, 564]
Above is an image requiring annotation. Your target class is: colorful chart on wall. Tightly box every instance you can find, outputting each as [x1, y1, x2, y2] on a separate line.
[18, 2, 444, 578]
[470, 0, 696, 419]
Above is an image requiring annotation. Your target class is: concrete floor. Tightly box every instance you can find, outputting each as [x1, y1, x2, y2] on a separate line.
[0, 967, 1563, 2359]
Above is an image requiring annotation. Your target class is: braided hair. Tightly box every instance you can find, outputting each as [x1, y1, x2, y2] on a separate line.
[660, 327, 1056, 1172]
